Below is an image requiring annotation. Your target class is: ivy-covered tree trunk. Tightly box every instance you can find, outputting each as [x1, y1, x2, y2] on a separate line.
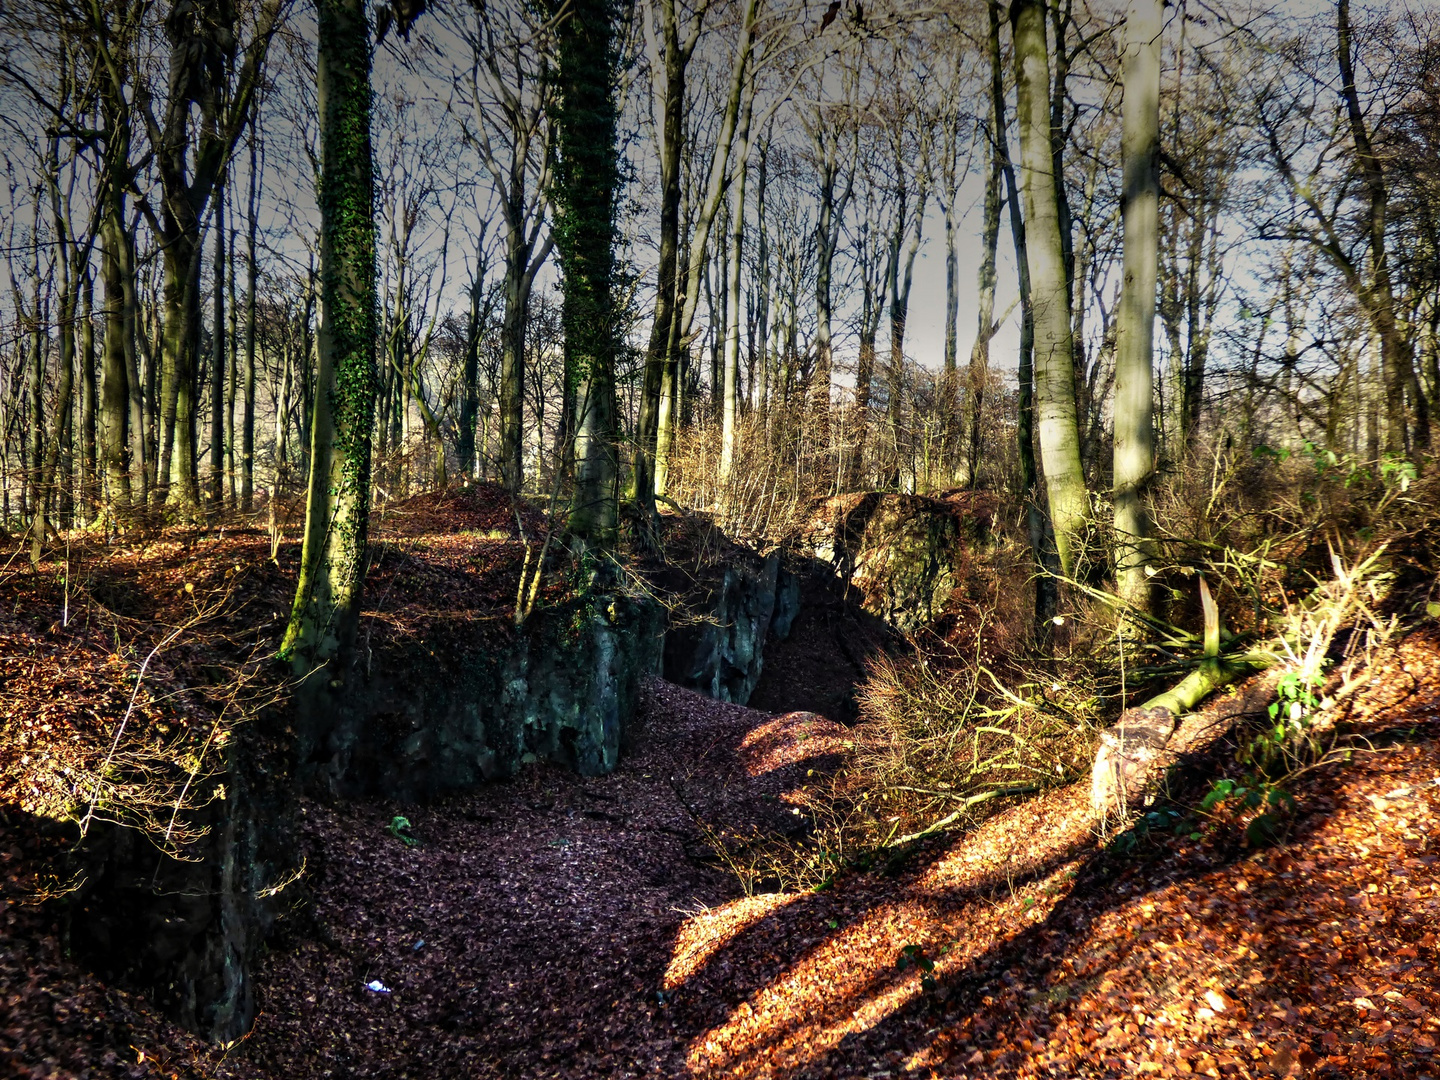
[554, 0, 621, 544]
[280, 0, 378, 680]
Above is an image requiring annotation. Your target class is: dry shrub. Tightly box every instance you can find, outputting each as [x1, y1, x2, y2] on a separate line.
[664, 404, 842, 546]
[845, 635, 1103, 845]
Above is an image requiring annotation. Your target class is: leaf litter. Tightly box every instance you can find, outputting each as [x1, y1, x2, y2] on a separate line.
[1, 514, 1437, 1078]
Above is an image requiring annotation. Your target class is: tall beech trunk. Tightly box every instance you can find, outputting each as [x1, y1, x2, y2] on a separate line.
[130, 248, 151, 504]
[26, 194, 44, 532]
[632, 0, 691, 515]
[242, 125, 259, 512]
[38, 151, 79, 550]
[145, 0, 278, 518]
[1338, 0, 1428, 453]
[669, 0, 761, 403]
[280, 0, 379, 683]
[80, 270, 98, 520]
[1011, 0, 1089, 577]
[941, 191, 960, 473]
[498, 223, 546, 494]
[992, 0, 1057, 625]
[156, 234, 203, 512]
[965, 130, 1002, 489]
[459, 269, 482, 480]
[720, 76, 758, 486]
[209, 172, 227, 510]
[1113, 0, 1161, 615]
[884, 174, 926, 488]
[808, 104, 853, 475]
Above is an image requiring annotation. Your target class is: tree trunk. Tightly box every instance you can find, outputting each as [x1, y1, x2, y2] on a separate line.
[1113, 0, 1161, 616]
[965, 129, 1002, 490]
[1011, 0, 1089, 578]
[992, 0, 1057, 627]
[210, 173, 227, 511]
[280, 0, 379, 683]
[156, 231, 203, 514]
[555, 0, 622, 543]
[26, 194, 44, 535]
[499, 237, 528, 493]
[1337, 0, 1427, 453]
[631, 0, 688, 515]
[80, 269, 98, 522]
[941, 197, 960, 477]
[242, 127, 259, 513]
[720, 76, 757, 487]
[459, 271, 481, 480]
[38, 159, 78, 548]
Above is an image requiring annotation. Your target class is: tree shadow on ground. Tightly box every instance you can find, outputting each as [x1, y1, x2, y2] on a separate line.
[662, 700, 1440, 1080]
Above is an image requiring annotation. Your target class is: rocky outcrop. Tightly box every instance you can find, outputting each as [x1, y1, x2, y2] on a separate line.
[663, 551, 787, 706]
[300, 591, 666, 801]
[64, 589, 665, 1044]
[786, 491, 993, 633]
[48, 487, 989, 1046]
[65, 732, 294, 1044]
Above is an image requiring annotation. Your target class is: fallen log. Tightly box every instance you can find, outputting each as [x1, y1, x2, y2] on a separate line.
[1090, 652, 1276, 819]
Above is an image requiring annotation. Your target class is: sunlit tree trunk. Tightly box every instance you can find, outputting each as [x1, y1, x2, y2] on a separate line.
[720, 78, 758, 487]
[1338, 0, 1428, 453]
[1113, 0, 1161, 615]
[1011, 0, 1089, 578]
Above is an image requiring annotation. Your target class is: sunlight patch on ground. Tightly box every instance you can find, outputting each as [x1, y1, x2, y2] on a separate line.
[683, 788, 1096, 1078]
[736, 712, 850, 778]
[665, 893, 801, 990]
[915, 785, 1094, 895]
[686, 898, 933, 1077]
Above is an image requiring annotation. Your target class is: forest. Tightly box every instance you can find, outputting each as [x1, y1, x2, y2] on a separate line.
[0, 0, 1439, 1077]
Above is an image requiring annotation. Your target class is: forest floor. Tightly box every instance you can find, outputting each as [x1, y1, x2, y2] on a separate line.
[5, 624, 1440, 1079]
[2, 486, 1438, 1079]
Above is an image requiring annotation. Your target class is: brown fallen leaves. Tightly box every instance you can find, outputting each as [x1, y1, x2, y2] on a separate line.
[3, 516, 1439, 1079]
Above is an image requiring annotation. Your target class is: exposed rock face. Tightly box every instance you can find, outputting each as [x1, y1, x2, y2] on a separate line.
[63, 590, 664, 1045]
[66, 734, 294, 1044]
[53, 488, 988, 1045]
[787, 491, 993, 633]
[663, 551, 784, 706]
[300, 592, 666, 801]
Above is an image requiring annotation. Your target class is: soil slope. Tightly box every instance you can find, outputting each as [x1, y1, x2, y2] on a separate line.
[3, 601, 1439, 1080]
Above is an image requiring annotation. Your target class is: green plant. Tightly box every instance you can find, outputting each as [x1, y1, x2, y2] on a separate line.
[896, 943, 937, 991]
[1243, 668, 1326, 775]
[1199, 776, 1296, 847]
[386, 815, 418, 847]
